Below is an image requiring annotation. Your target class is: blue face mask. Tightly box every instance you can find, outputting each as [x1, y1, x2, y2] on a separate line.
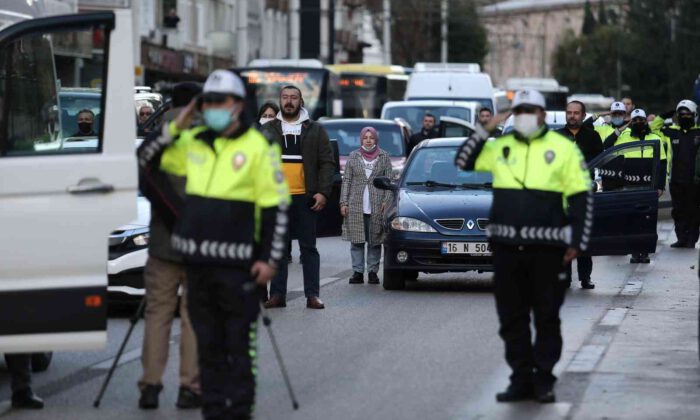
[611, 117, 625, 127]
[203, 108, 234, 132]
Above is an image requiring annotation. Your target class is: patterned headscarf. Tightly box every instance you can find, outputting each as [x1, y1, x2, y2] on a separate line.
[359, 126, 381, 161]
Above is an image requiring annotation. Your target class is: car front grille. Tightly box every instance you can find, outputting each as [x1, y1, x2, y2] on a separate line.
[435, 218, 464, 230]
[477, 218, 489, 230]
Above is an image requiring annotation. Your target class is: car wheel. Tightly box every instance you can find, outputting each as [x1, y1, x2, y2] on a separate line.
[404, 271, 419, 281]
[383, 268, 406, 290]
[31, 352, 53, 372]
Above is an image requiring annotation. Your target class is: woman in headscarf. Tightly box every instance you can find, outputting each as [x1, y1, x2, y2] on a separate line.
[340, 126, 393, 284]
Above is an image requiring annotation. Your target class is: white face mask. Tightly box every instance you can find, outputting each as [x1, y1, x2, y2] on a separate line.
[259, 117, 274, 126]
[513, 114, 540, 138]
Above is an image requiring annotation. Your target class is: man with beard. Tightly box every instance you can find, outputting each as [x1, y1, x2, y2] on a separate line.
[478, 107, 502, 137]
[408, 113, 438, 153]
[262, 85, 335, 310]
[556, 101, 602, 289]
[604, 108, 667, 263]
[72, 109, 97, 137]
[656, 100, 700, 248]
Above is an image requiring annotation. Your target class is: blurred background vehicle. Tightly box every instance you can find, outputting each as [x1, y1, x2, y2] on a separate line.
[327, 64, 408, 118]
[381, 99, 479, 131]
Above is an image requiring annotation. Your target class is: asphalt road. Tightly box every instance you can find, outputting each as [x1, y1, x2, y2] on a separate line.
[0, 222, 688, 419]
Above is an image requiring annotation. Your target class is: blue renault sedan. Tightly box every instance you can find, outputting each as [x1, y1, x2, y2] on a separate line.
[374, 137, 664, 290]
[374, 138, 494, 289]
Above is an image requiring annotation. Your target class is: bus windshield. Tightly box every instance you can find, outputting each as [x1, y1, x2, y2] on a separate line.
[241, 69, 325, 117]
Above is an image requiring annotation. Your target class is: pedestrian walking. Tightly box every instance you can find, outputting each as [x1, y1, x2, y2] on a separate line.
[340, 126, 392, 285]
[604, 108, 667, 263]
[408, 113, 439, 154]
[261, 85, 335, 310]
[256, 102, 279, 129]
[656, 100, 700, 248]
[556, 100, 602, 290]
[137, 82, 202, 410]
[455, 90, 593, 403]
[5, 354, 43, 409]
[138, 69, 289, 419]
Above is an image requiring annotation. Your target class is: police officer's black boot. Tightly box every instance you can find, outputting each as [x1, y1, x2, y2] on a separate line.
[495, 383, 535, 402]
[11, 388, 44, 409]
[671, 240, 686, 248]
[630, 253, 650, 264]
[138, 384, 162, 409]
[580, 279, 595, 289]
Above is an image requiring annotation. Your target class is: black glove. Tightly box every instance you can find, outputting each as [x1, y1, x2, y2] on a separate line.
[660, 109, 675, 119]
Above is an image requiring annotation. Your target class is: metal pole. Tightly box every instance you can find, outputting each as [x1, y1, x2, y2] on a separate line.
[236, 0, 248, 67]
[440, 0, 448, 63]
[320, 0, 329, 63]
[328, 0, 335, 64]
[290, 0, 301, 59]
[383, 0, 391, 65]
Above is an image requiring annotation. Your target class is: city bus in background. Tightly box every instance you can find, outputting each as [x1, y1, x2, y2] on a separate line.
[327, 64, 409, 118]
[238, 59, 342, 120]
[567, 93, 615, 114]
[505, 77, 569, 110]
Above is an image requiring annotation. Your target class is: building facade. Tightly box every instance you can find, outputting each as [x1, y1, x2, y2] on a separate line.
[480, 0, 624, 86]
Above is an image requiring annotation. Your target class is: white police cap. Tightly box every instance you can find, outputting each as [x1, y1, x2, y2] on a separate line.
[203, 69, 246, 98]
[630, 108, 647, 119]
[676, 99, 698, 114]
[511, 90, 546, 110]
[610, 101, 626, 112]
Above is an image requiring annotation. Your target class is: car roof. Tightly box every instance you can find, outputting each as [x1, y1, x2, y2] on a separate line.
[415, 137, 466, 148]
[383, 100, 481, 109]
[59, 88, 101, 97]
[320, 118, 400, 126]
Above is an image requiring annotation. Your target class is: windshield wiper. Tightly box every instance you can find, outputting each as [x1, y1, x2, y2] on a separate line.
[460, 182, 493, 189]
[406, 180, 458, 188]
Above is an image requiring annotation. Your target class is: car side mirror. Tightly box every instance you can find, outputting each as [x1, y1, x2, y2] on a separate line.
[373, 176, 397, 191]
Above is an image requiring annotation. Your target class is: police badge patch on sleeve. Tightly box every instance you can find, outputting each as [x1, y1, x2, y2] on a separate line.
[544, 150, 555, 164]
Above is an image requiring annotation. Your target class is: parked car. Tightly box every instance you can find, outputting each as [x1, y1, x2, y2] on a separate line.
[107, 195, 150, 302]
[320, 118, 411, 179]
[374, 137, 663, 290]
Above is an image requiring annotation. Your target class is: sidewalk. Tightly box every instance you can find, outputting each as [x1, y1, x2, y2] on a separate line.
[566, 224, 700, 419]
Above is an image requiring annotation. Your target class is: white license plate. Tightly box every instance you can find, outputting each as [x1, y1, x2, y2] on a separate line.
[441, 242, 491, 255]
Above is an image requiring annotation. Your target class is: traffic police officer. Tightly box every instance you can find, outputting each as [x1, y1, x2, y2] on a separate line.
[455, 90, 593, 403]
[138, 69, 289, 419]
[659, 100, 700, 248]
[592, 101, 629, 141]
[604, 108, 667, 263]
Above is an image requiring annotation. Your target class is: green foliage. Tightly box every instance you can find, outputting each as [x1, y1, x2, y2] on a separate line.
[582, 0, 597, 35]
[552, 0, 700, 110]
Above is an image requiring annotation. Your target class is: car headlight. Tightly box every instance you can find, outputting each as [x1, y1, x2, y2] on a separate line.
[391, 217, 436, 232]
[131, 233, 150, 247]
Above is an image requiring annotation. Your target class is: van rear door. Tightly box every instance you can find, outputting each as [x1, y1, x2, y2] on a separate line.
[0, 11, 136, 352]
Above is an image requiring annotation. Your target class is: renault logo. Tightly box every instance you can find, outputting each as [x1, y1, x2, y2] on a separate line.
[466, 220, 475, 230]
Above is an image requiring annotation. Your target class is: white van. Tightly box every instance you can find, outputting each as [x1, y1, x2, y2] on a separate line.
[0, 10, 137, 352]
[405, 63, 496, 112]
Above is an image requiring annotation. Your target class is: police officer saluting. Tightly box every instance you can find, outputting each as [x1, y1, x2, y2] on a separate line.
[658, 100, 700, 248]
[455, 91, 593, 403]
[138, 69, 289, 419]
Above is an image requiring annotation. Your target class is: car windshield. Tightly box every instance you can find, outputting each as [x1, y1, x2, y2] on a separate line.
[323, 121, 405, 157]
[58, 91, 102, 139]
[403, 146, 492, 188]
[384, 106, 471, 132]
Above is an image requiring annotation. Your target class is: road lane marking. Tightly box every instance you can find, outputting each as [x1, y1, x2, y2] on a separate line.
[566, 344, 606, 373]
[599, 308, 629, 327]
[621, 280, 643, 295]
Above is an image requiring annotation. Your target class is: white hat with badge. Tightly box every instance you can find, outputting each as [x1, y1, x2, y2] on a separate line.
[630, 108, 647, 120]
[203, 69, 246, 98]
[511, 90, 546, 110]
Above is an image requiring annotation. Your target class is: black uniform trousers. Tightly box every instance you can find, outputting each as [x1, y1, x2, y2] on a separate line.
[187, 265, 260, 420]
[565, 254, 593, 284]
[670, 182, 700, 245]
[5, 353, 31, 392]
[492, 243, 567, 391]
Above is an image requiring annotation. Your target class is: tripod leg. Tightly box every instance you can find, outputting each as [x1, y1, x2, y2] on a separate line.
[93, 296, 147, 408]
[259, 303, 299, 410]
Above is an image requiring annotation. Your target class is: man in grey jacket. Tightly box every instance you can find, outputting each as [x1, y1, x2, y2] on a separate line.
[261, 85, 335, 309]
[137, 82, 202, 409]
